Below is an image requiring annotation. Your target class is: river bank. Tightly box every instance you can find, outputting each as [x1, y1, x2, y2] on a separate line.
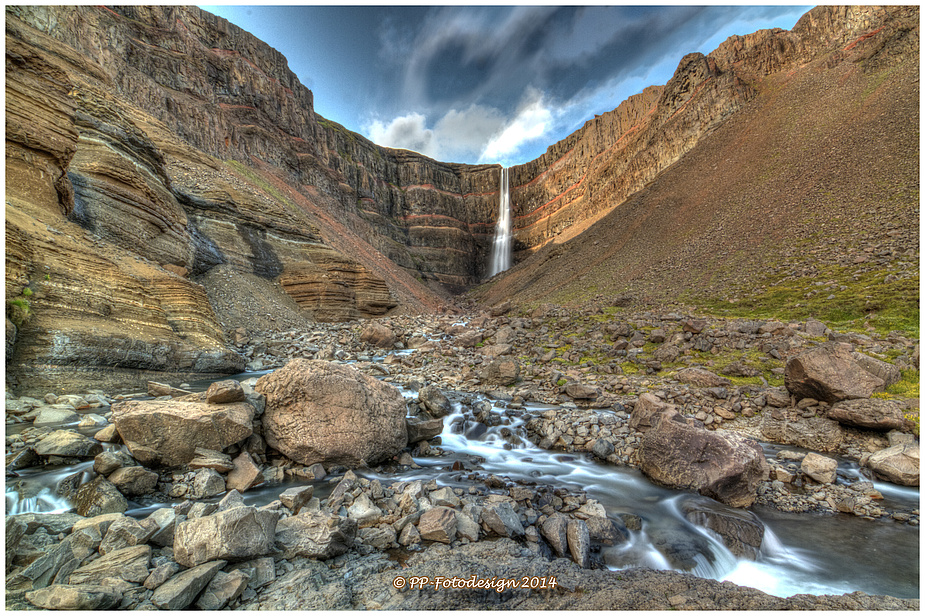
[5, 309, 919, 610]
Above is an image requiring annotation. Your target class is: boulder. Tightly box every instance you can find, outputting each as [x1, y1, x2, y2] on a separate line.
[784, 344, 885, 403]
[359, 323, 397, 348]
[33, 406, 79, 427]
[827, 398, 906, 431]
[147, 382, 193, 397]
[638, 413, 768, 508]
[682, 501, 764, 559]
[107, 466, 158, 496]
[417, 506, 458, 543]
[760, 411, 845, 453]
[628, 393, 676, 433]
[151, 560, 226, 610]
[275, 511, 356, 560]
[111, 399, 254, 467]
[801, 452, 838, 484]
[279, 485, 314, 514]
[226, 452, 263, 493]
[173, 505, 278, 568]
[481, 501, 525, 537]
[418, 385, 452, 417]
[480, 358, 520, 386]
[188, 448, 235, 472]
[676, 368, 732, 388]
[72, 476, 128, 517]
[565, 383, 601, 400]
[540, 513, 570, 557]
[68, 544, 151, 589]
[34, 430, 103, 458]
[567, 519, 591, 568]
[92, 450, 136, 476]
[99, 516, 156, 554]
[256, 359, 407, 467]
[852, 352, 902, 388]
[406, 416, 444, 443]
[26, 585, 123, 610]
[195, 569, 250, 610]
[190, 468, 226, 499]
[206, 379, 246, 404]
[865, 443, 919, 486]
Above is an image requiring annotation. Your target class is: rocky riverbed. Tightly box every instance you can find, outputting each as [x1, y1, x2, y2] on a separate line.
[5, 308, 920, 610]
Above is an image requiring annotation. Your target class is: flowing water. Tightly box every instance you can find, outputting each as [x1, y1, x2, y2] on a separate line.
[5, 364, 919, 600]
[488, 167, 512, 277]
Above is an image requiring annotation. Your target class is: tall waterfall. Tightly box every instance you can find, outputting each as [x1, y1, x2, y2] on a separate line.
[488, 167, 512, 277]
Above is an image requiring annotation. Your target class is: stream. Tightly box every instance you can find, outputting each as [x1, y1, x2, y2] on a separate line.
[5, 367, 920, 601]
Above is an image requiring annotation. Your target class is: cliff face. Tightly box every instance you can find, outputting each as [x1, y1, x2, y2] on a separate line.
[5, 5, 914, 391]
[504, 5, 914, 257]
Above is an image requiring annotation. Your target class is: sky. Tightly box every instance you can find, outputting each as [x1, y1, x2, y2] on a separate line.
[200, 4, 811, 167]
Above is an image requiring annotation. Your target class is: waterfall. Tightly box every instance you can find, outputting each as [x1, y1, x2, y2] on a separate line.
[488, 167, 512, 277]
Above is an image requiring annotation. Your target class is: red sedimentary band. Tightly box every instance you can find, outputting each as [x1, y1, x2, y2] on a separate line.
[666, 77, 712, 124]
[402, 184, 497, 199]
[511, 110, 654, 228]
[97, 6, 121, 18]
[844, 26, 884, 51]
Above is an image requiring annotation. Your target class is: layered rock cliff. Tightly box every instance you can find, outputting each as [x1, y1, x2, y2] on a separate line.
[5, 5, 914, 391]
[504, 5, 916, 257]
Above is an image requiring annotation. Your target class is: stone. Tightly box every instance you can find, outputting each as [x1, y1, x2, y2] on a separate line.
[146, 507, 179, 547]
[418, 385, 452, 417]
[144, 562, 181, 590]
[585, 515, 628, 546]
[256, 359, 407, 467]
[865, 443, 919, 486]
[567, 518, 591, 568]
[228, 557, 275, 589]
[188, 448, 235, 472]
[638, 414, 768, 508]
[33, 406, 79, 427]
[68, 544, 151, 588]
[93, 424, 120, 443]
[190, 468, 226, 499]
[628, 393, 676, 433]
[801, 452, 838, 484]
[676, 368, 732, 388]
[681, 503, 763, 559]
[93, 450, 136, 476]
[195, 569, 250, 610]
[7, 515, 27, 572]
[406, 416, 444, 443]
[359, 323, 397, 348]
[111, 399, 254, 467]
[398, 523, 421, 546]
[226, 452, 263, 493]
[99, 516, 157, 554]
[852, 352, 902, 388]
[7, 526, 103, 591]
[784, 344, 885, 403]
[279, 485, 314, 514]
[147, 382, 193, 397]
[455, 511, 480, 542]
[592, 438, 615, 459]
[760, 412, 846, 453]
[480, 358, 520, 386]
[682, 319, 708, 334]
[456, 330, 483, 348]
[804, 318, 828, 337]
[218, 489, 247, 510]
[26, 584, 123, 610]
[107, 465, 159, 496]
[173, 505, 278, 567]
[275, 511, 357, 560]
[565, 383, 601, 400]
[418, 506, 458, 543]
[206, 379, 246, 404]
[430, 486, 460, 508]
[34, 430, 103, 458]
[72, 476, 128, 517]
[151, 559, 226, 610]
[347, 492, 383, 526]
[827, 398, 907, 431]
[481, 501, 525, 537]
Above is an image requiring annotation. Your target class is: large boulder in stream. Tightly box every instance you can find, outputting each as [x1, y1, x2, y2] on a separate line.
[636, 406, 768, 508]
[864, 442, 919, 486]
[256, 359, 407, 467]
[111, 397, 254, 467]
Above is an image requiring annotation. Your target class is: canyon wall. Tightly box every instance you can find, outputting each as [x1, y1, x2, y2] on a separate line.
[504, 5, 912, 257]
[5, 5, 912, 391]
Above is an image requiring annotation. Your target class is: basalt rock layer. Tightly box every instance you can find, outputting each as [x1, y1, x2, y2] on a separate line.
[5, 5, 917, 392]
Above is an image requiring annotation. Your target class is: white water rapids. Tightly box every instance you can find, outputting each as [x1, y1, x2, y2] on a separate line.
[5, 365, 919, 600]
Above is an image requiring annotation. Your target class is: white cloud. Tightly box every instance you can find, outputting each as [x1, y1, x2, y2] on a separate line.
[479, 88, 553, 164]
[365, 113, 436, 157]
